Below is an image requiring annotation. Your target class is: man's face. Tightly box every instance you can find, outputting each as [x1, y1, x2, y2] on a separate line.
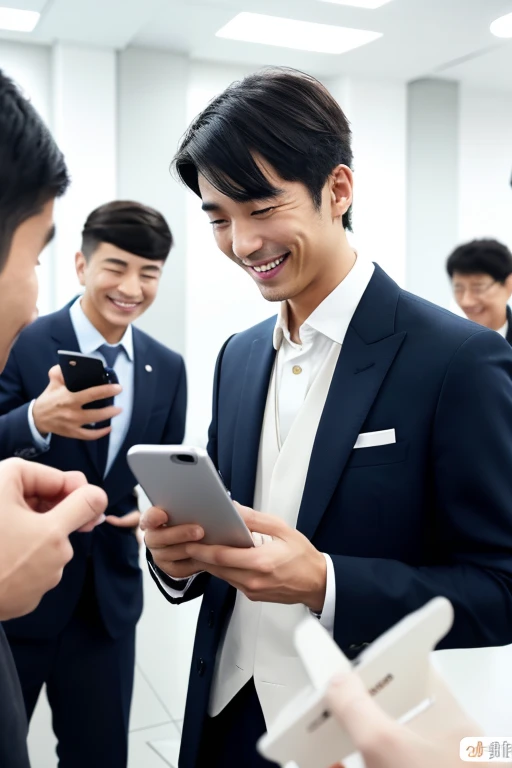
[452, 271, 512, 331]
[0, 199, 55, 372]
[76, 242, 164, 334]
[198, 163, 350, 305]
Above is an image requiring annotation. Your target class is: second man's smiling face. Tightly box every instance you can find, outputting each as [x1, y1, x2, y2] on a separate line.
[75, 242, 164, 337]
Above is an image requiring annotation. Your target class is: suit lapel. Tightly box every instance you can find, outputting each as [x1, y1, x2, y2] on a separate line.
[49, 303, 102, 479]
[297, 264, 406, 541]
[103, 329, 157, 494]
[230, 334, 276, 506]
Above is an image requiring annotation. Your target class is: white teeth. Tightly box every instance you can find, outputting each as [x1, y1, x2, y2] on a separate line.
[253, 255, 286, 273]
[112, 300, 137, 308]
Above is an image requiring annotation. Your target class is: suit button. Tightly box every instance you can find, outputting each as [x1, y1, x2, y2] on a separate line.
[197, 657, 206, 676]
[208, 611, 215, 628]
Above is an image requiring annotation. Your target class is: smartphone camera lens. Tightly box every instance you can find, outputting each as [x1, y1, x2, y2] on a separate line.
[171, 453, 197, 465]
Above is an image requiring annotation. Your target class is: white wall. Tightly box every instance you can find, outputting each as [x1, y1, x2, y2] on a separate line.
[0, 41, 54, 316]
[118, 48, 189, 357]
[52, 44, 117, 309]
[458, 86, 512, 248]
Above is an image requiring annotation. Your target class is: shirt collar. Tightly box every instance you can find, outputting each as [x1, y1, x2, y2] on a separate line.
[69, 296, 134, 361]
[273, 252, 375, 350]
[497, 319, 509, 339]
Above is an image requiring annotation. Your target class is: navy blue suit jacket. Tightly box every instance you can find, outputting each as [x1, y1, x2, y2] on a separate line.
[0, 304, 186, 641]
[150, 265, 512, 768]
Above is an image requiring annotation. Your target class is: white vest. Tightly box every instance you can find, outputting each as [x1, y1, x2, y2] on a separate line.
[208, 342, 341, 726]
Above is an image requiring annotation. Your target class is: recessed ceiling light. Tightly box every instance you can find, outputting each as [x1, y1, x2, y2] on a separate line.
[216, 12, 382, 55]
[0, 6, 40, 32]
[318, 0, 393, 7]
[490, 12, 512, 38]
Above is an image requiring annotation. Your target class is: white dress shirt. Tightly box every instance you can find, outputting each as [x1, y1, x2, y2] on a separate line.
[28, 297, 135, 477]
[152, 253, 375, 634]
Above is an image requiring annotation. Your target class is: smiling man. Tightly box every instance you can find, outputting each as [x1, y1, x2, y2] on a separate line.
[0, 200, 187, 768]
[447, 238, 512, 343]
[144, 68, 512, 768]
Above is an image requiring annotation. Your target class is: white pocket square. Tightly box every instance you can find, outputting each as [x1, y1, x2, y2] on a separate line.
[354, 428, 396, 449]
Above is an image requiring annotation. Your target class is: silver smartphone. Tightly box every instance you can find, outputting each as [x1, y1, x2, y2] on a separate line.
[127, 445, 254, 548]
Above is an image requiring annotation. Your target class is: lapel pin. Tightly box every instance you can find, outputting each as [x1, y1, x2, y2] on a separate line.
[145, 364, 153, 373]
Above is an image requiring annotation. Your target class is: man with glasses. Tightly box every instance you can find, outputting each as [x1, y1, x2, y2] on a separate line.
[447, 239, 512, 343]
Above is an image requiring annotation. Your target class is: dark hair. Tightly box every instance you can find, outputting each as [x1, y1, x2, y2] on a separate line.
[173, 67, 353, 230]
[81, 201, 173, 262]
[446, 239, 512, 283]
[0, 69, 69, 272]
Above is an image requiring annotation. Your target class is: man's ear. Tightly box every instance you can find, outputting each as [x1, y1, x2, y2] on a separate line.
[504, 273, 512, 301]
[75, 251, 87, 286]
[329, 164, 353, 224]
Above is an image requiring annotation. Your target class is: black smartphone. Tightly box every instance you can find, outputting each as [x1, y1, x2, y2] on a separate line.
[57, 350, 118, 427]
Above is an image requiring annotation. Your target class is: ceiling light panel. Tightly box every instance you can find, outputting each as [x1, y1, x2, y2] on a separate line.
[318, 0, 393, 8]
[490, 12, 512, 38]
[0, 6, 40, 31]
[216, 12, 382, 55]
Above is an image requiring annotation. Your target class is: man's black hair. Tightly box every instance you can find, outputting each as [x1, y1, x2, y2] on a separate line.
[446, 239, 512, 283]
[0, 69, 69, 271]
[173, 67, 353, 230]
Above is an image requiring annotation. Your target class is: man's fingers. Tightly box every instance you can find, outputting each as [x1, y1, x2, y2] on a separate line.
[105, 511, 141, 528]
[234, 502, 287, 538]
[76, 383, 122, 405]
[77, 426, 113, 441]
[50, 364, 66, 384]
[47, 484, 108, 536]
[140, 505, 169, 530]
[0, 458, 71, 501]
[144, 521, 204, 549]
[325, 670, 398, 751]
[78, 405, 122, 424]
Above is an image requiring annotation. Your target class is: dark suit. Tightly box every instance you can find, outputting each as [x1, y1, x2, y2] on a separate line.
[151, 264, 512, 768]
[0, 627, 30, 768]
[0, 303, 186, 768]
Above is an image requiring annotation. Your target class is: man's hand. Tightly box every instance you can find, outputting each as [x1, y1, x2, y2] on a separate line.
[32, 364, 122, 440]
[327, 668, 485, 768]
[182, 503, 327, 611]
[0, 458, 107, 621]
[142, 505, 206, 579]
[105, 511, 143, 545]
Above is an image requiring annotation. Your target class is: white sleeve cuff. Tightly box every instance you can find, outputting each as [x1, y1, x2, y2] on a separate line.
[148, 560, 201, 598]
[28, 400, 52, 450]
[311, 553, 336, 636]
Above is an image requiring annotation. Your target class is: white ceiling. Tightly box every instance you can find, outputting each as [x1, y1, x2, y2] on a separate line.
[1, 0, 512, 90]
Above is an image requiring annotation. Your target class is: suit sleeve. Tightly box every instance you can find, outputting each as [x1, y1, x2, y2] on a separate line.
[330, 330, 512, 655]
[146, 339, 233, 605]
[0, 344, 47, 461]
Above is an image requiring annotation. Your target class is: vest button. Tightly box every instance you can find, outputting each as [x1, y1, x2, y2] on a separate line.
[208, 611, 215, 628]
[292, 365, 302, 375]
[197, 657, 206, 676]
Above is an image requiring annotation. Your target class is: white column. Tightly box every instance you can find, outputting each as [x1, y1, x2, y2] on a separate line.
[406, 78, 459, 308]
[117, 48, 189, 357]
[51, 43, 117, 310]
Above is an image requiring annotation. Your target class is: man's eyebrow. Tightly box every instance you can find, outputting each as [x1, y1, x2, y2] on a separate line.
[201, 201, 222, 213]
[44, 225, 56, 247]
[201, 190, 285, 213]
[103, 257, 128, 268]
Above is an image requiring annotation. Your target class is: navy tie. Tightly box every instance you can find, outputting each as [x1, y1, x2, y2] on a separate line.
[96, 344, 122, 478]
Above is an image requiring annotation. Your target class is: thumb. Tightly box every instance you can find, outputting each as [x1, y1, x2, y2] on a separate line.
[234, 502, 287, 538]
[48, 484, 108, 535]
[325, 669, 398, 750]
[48, 364, 65, 386]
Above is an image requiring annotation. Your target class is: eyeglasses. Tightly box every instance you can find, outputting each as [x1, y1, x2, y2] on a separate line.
[452, 280, 497, 298]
